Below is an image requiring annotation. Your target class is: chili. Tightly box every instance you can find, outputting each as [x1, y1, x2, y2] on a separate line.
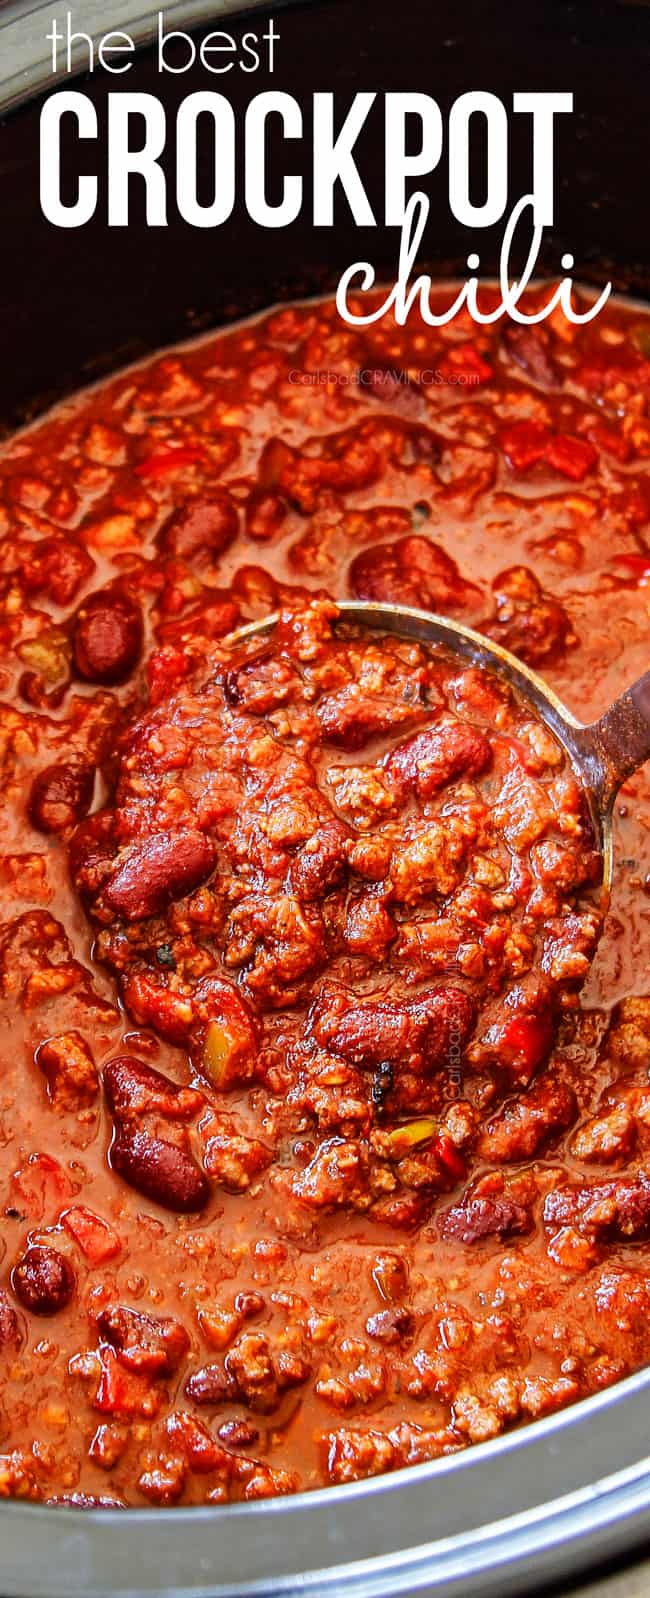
[0, 284, 648, 1506]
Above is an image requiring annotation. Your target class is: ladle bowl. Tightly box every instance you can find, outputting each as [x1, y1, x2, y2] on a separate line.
[233, 598, 650, 902]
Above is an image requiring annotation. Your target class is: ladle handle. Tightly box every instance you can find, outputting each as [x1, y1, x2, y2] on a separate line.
[586, 670, 650, 805]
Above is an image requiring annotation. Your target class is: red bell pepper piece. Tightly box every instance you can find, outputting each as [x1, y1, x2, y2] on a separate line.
[135, 446, 206, 480]
[434, 1133, 466, 1183]
[11, 1153, 72, 1221]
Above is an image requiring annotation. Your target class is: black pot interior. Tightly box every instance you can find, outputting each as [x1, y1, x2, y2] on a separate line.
[0, 0, 649, 432]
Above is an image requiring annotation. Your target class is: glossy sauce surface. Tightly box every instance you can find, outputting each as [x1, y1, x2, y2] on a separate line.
[0, 286, 648, 1506]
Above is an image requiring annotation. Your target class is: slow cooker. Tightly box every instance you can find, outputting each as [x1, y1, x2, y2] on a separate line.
[0, 1, 648, 1592]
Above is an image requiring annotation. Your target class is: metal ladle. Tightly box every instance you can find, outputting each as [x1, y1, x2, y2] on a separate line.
[233, 600, 650, 901]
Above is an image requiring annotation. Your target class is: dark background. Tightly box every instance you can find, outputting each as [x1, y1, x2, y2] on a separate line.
[0, 0, 649, 428]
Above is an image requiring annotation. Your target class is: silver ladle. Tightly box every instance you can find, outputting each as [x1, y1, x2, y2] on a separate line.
[233, 600, 650, 901]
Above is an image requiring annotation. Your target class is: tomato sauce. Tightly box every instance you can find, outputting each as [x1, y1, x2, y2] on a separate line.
[0, 285, 648, 1507]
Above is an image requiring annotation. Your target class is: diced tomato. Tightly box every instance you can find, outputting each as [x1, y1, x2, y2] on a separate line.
[61, 1206, 121, 1265]
[135, 446, 206, 480]
[617, 483, 650, 528]
[439, 342, 493, 385]
[157, 597, 239, 645]
[499, 424, 597, 480]
[574, 352, 650, 396]
[94, 1348, 152, 1417]
[147, 645, 191, 707]
[120, 970, 194, 1045]
[499, 420, 551, 471]
[545, 433, 598, 481]
[11, 1154, 72, 1221]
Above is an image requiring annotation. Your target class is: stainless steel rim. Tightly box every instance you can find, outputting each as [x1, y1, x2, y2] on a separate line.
[232, 598, 613, 891]
[0, 1363, 649, 1596]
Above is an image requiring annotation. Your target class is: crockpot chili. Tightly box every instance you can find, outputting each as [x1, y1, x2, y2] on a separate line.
[0, 284, 647, 1507]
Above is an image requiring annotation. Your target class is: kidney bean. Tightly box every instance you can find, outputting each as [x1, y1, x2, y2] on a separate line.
[290, 820, 350, 900]
[159, 494, 238, 563]
[319, 1001, 415, 1067]
[230, 563, 279, 617]
[0, 1290, 24, 1351]
[28, 761, 95, 834]
[316, 977, 418, 1067]
[357, 365, 424, 418]
[316, 985, 474, 1073]
[440, 1194, 533, 1243]
[72, 588, 143, 685]
[385, 715, 491, 799]
[110, 1128, 210, 1213]
[68, 810, 116, 897]
[217, 1418, 259, 1448]
[245, 490, 287, 541]
[349, 534, 476, 612]
[185, 1362, 239, 1405]
[503, 323, 560, 389]
[223, 654, 300, 714]
[485, 566, 574, 667]
[104, 828, 217, 921]
[11, 1245, 75, 1315]
[104, 1055, 203, 1123]
[257, 437, 295, 490]
[97, 1305, 190, 1376]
